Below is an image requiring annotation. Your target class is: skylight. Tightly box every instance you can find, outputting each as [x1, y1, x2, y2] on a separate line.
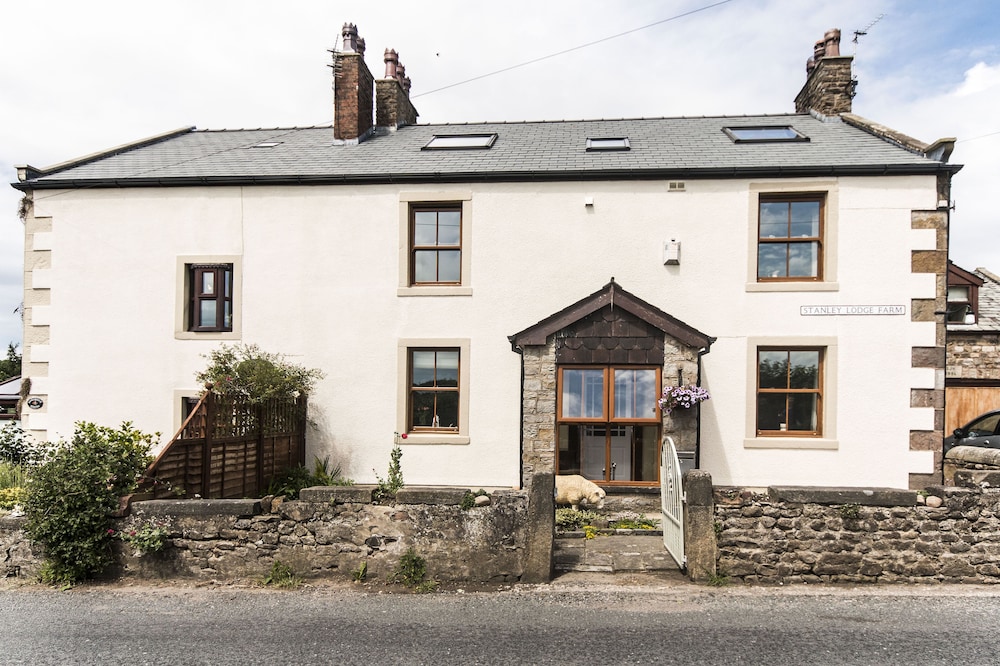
[423, 134, 497, 150]
[248, 141, 282, 148]
[723, 126, 807, 143]
[586, 137, 630, 151]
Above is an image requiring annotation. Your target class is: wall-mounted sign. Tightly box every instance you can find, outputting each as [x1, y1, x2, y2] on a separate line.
[25, 397, 44, 410]
[800, 305, 906, 316]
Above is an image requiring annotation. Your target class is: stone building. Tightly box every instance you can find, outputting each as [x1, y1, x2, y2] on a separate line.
[946, 262, 1000, 430]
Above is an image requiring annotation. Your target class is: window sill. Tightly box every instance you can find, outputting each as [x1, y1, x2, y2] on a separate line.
[401, 433, 470, 445]
[746, 282, 839, 293]
[174, 330, 240, 341]
[397, 286, 473, 297]
[744, 437, 838, 450]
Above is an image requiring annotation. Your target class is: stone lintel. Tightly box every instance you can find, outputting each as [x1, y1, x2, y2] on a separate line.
[132, 498, 262, 517]
[769, 486, 918, 506]
[395, 486, 470, 505]
[299, 485, 375, 503]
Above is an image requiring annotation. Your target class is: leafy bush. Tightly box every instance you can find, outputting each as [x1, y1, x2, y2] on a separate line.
[609, 511, 659, 530]
[23, 422, 155, 585]
[115, 521, 170, 554]
[555, 508, 602, 530]
[261, 559, 302, 589]
[393, 547, 437, 592]
[0, 460, 27, 490]
[0, 486, 25, 510]
[0, 423, 45, 467]
[196, 343, 323, 403]
[266, 456, 353, 499]
[373, 443, 403, 501]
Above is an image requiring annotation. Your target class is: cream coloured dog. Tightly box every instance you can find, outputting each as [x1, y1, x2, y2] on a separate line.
[554, 474, 606, 511]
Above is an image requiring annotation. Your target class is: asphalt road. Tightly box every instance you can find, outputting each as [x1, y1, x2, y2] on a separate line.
[1, 573, 998, 665]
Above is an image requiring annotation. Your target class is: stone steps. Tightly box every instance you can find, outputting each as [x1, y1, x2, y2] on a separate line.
[554, 530, 681, 573]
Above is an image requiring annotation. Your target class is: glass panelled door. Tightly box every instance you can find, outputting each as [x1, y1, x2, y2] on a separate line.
[557, 366, 661, 484]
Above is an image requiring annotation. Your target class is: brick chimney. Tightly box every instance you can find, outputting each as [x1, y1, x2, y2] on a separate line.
[332, 23, 374, 142]
[794, 28, 855, 115]
[376, 48, 419, 130]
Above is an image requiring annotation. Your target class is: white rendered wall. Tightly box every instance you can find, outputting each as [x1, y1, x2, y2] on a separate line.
[26, 174, 939, 488]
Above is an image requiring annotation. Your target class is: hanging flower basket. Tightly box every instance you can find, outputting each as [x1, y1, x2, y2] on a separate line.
[659, 384, 710, 414]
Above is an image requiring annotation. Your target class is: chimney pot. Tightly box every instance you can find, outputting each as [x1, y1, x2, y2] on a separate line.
[341, 23, 360, 52]
[824, 29, 841, 57]
[813, 39, 826, 61]
[384, 48, 398, 79]
[397, 63, 406, 86]
[357, 37, 366, 56]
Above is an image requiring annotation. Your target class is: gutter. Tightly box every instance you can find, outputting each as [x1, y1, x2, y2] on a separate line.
[11, 162, 962, 192]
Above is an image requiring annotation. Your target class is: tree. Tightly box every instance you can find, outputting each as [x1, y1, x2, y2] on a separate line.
[0, 343, 21, 382]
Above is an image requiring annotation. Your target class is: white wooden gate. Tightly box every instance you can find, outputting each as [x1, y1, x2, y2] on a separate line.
[660, 436, 685, 569]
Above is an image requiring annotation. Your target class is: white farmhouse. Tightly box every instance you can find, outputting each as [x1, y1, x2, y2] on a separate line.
[13, 25, 958, 491]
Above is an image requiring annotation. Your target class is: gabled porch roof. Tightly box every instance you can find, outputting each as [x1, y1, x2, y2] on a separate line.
[508, 279, 715, 350]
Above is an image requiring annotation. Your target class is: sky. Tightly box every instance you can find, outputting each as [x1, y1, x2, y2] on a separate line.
[1, 0, 998, 349]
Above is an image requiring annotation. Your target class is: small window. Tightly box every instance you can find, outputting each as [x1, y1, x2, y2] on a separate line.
[757, 194, 824, 281]
[410, 204, 462, 285]
[946, 285, 975, 324]
[408, 348, 460, 431]
[757, 348, 823, 436]
[724, 126, 807, 142]
[189, 264, 233, 332]
[586, 137, 630, 151]
[423, 134, 497, 150]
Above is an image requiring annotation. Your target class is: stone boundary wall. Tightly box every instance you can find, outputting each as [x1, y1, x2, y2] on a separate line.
[1, 484, 544, 585]
[715, 485, 1000, 584]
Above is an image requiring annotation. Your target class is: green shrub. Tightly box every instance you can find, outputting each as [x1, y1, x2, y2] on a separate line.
[608, 511, 659, 530]
[267, 456, 353, 499]
[115, 521, 170, 554]
[261, 559, 302, 589]
[460, 489, 488, 510]
[23, 422, 155, 585]
[0, 486, 24, 510]
[196, 343, 323, 403]
[393, 547, 437, 592]
[555, 508, 601, 530]
[0, 460, 27, 491]
[373, 443, 404, 501]
[0, 423, 45, 467]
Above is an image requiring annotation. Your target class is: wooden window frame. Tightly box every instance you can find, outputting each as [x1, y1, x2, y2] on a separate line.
[188, 263, 233, 332]
[756, 347, 824, 437]
[407, 347, 461, 433]
[557, 366, 662, 424]
[757, 194, 825, 283]
[409, 204, 463, 286]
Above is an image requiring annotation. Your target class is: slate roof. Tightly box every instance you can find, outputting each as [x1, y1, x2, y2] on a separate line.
[14, 112, 958, 190]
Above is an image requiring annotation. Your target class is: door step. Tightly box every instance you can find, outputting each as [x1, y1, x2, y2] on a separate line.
[554, 531, 678, 573]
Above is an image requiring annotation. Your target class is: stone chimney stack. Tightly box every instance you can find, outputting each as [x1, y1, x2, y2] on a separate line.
[376, 48, 419, 130]
[794, 28, 855, 115]
[332, 23, 374, 142]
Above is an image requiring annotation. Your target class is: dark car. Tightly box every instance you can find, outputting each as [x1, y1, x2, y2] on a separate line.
[944, 410, 1000, 453]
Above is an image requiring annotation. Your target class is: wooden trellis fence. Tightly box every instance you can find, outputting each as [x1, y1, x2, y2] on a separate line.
[141, 392, 306, 499]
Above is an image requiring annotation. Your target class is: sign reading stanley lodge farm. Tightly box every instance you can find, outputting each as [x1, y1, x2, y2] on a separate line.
[800, 305, 906, 316]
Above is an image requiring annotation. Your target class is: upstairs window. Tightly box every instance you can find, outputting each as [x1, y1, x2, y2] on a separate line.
[757, 195, 824, 281]
[189, 264, 233, 332]
[411, 205, 462, 285]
